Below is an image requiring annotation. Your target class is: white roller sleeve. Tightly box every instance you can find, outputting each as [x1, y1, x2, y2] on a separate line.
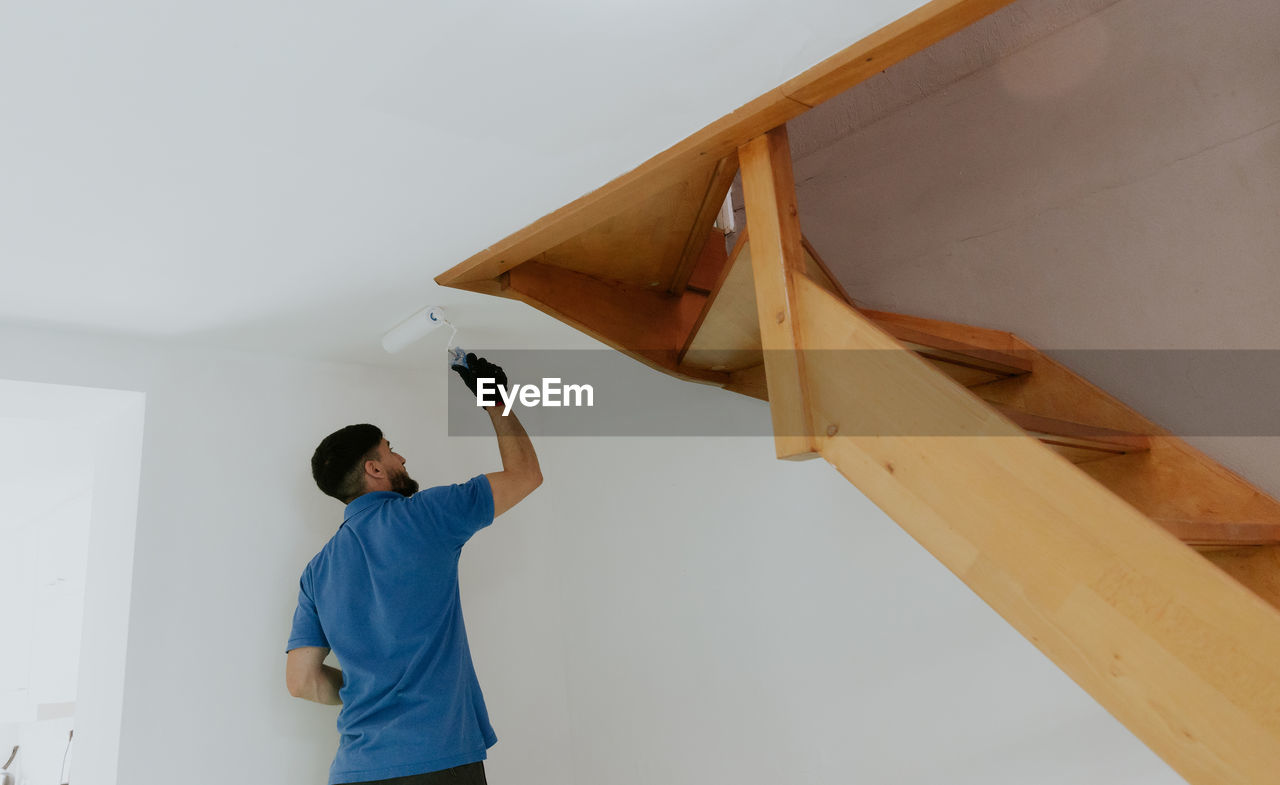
[381, 306, 447, 353]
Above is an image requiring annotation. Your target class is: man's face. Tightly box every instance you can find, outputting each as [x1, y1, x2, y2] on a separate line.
[377, 439, 419, 497]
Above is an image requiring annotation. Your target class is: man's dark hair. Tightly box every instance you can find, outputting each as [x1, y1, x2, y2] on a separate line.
[312, 424, 383, 503]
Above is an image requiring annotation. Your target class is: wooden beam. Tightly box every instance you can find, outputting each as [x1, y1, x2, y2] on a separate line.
[683, 228, 730, 294]
[504, 261, 728, 386]
[680, 243, 1033, 383]
[988, 403, 1151, 458]
[679, 231, 761, 371]
[739, 127, 818, 460]
[861, 310, 1032, 385]
[868, 317, 1032, 377]
[861, 309, 1026, 356]
[800, 236, 856, 307]
[669, 155, 739, 295]
[435, 0, 1016, 289]
[1165, 521, 1280, 548]
[779, 0, 1016, 107]
[793, 273, 1280, 784]
[528, 164, 724, 290]
[722, 363, 769, 401]
[1203, 546, 1280, 613]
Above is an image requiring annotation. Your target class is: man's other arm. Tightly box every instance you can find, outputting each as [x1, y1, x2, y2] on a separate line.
[484, 407, 542, 517]
[286, 646, 343, 705]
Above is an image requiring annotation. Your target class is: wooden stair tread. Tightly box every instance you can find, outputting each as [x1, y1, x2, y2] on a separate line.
[877, 324, 1031, 377]
[1165, 519, 1280, 548]
[987, 402, 1151, 460]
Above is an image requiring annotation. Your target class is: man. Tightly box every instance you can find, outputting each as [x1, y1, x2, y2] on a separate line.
[286, 356, 541, 785]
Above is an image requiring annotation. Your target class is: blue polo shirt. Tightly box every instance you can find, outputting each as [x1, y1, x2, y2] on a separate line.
[287, 475, 497, 784]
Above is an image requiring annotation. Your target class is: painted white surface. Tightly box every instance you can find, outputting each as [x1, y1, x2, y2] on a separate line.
[0, 380, 145, 785]
[0, 418, 91, 785]
[0, 429, 87, 714]
[0, 719, 74, 785]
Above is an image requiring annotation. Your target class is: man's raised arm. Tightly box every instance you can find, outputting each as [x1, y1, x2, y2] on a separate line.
[484, 406, 542, 517]
[452, 354, 543, 517]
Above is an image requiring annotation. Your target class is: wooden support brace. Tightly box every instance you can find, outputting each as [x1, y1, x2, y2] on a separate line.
[738, 126, 819, 460]
[669, 155, 739, 295]
[504, 261, 728, 386]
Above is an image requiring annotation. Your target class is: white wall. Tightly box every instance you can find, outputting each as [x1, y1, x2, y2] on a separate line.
[0, 325, 574, 785]
[0, 470, 91, 785]
[794, 0, 1280, 495]
[494, 419, 1181, 783]
[0, 378, 146, 785]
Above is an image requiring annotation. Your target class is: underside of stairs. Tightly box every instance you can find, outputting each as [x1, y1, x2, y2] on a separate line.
[435, 2, 1280, 782]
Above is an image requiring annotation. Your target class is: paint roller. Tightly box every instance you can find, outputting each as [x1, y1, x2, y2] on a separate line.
[381, 306, 468, 368]
[2, 745, 17, 785]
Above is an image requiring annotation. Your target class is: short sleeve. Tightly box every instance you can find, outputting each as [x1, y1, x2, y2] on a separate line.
[406, 474, 495, 548]
[286, 568, 329, 652]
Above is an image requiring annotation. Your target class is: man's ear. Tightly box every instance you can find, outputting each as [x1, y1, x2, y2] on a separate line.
[364, 458, 386, 480]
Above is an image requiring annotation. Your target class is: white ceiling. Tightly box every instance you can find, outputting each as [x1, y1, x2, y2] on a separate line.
[1, 0, 940, 365]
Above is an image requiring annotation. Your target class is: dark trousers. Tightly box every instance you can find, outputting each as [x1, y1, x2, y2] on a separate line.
[348, 762, 487, 785]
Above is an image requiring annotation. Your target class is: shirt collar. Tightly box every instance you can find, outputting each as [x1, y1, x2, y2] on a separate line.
[343, 491, 400, 523]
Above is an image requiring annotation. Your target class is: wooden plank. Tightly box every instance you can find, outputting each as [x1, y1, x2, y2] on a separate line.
[681, 242, 1033, 386]
[1203, 546, 1280, 613]
[869, 318, 1032, 377]
[681, 233, 862, 372]
[780, 0, 1016, 107]
[901, 356, 1008, 386]
[862, 311, 1032, 386]
[691, 246, 1026, 400]
[435, 0, 1016, 289]
[684, 230, 730, 294]
[723, 363, 769, 401]
[680, 234, 762, 371]
[989, 403, 1151, 456]
[504, 261, 728, 386]
[800, 236, 856, 306]
[862, 309, 1026, 356]
[670, 154, 739, 295]
[529, 161, 721, 290]
[897, 343, 1025, 386]
[793, 273, 1280, 785]
[436, 87, 807, 287]
[739, 127, 818, 460]
[975, 347, 1280, 537]
[1166, 521, 1280, 548]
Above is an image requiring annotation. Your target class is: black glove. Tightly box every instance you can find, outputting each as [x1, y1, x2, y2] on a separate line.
[451, 353, 509, 404]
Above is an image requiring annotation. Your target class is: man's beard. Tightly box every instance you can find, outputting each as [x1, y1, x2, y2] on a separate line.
[389, 469, 419, 497]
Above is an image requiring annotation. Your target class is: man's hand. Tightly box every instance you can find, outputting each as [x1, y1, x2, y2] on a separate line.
[451, 353, 508, 411]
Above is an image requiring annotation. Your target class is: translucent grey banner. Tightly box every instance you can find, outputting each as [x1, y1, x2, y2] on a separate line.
[444, 350, 1280, 437]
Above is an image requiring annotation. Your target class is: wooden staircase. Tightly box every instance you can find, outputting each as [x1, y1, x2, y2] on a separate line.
[438, 132, 1280, 785]
[434, 3, 1280, 779]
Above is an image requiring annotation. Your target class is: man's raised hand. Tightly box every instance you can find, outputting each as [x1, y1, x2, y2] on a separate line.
[451, 353, 509, 408]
